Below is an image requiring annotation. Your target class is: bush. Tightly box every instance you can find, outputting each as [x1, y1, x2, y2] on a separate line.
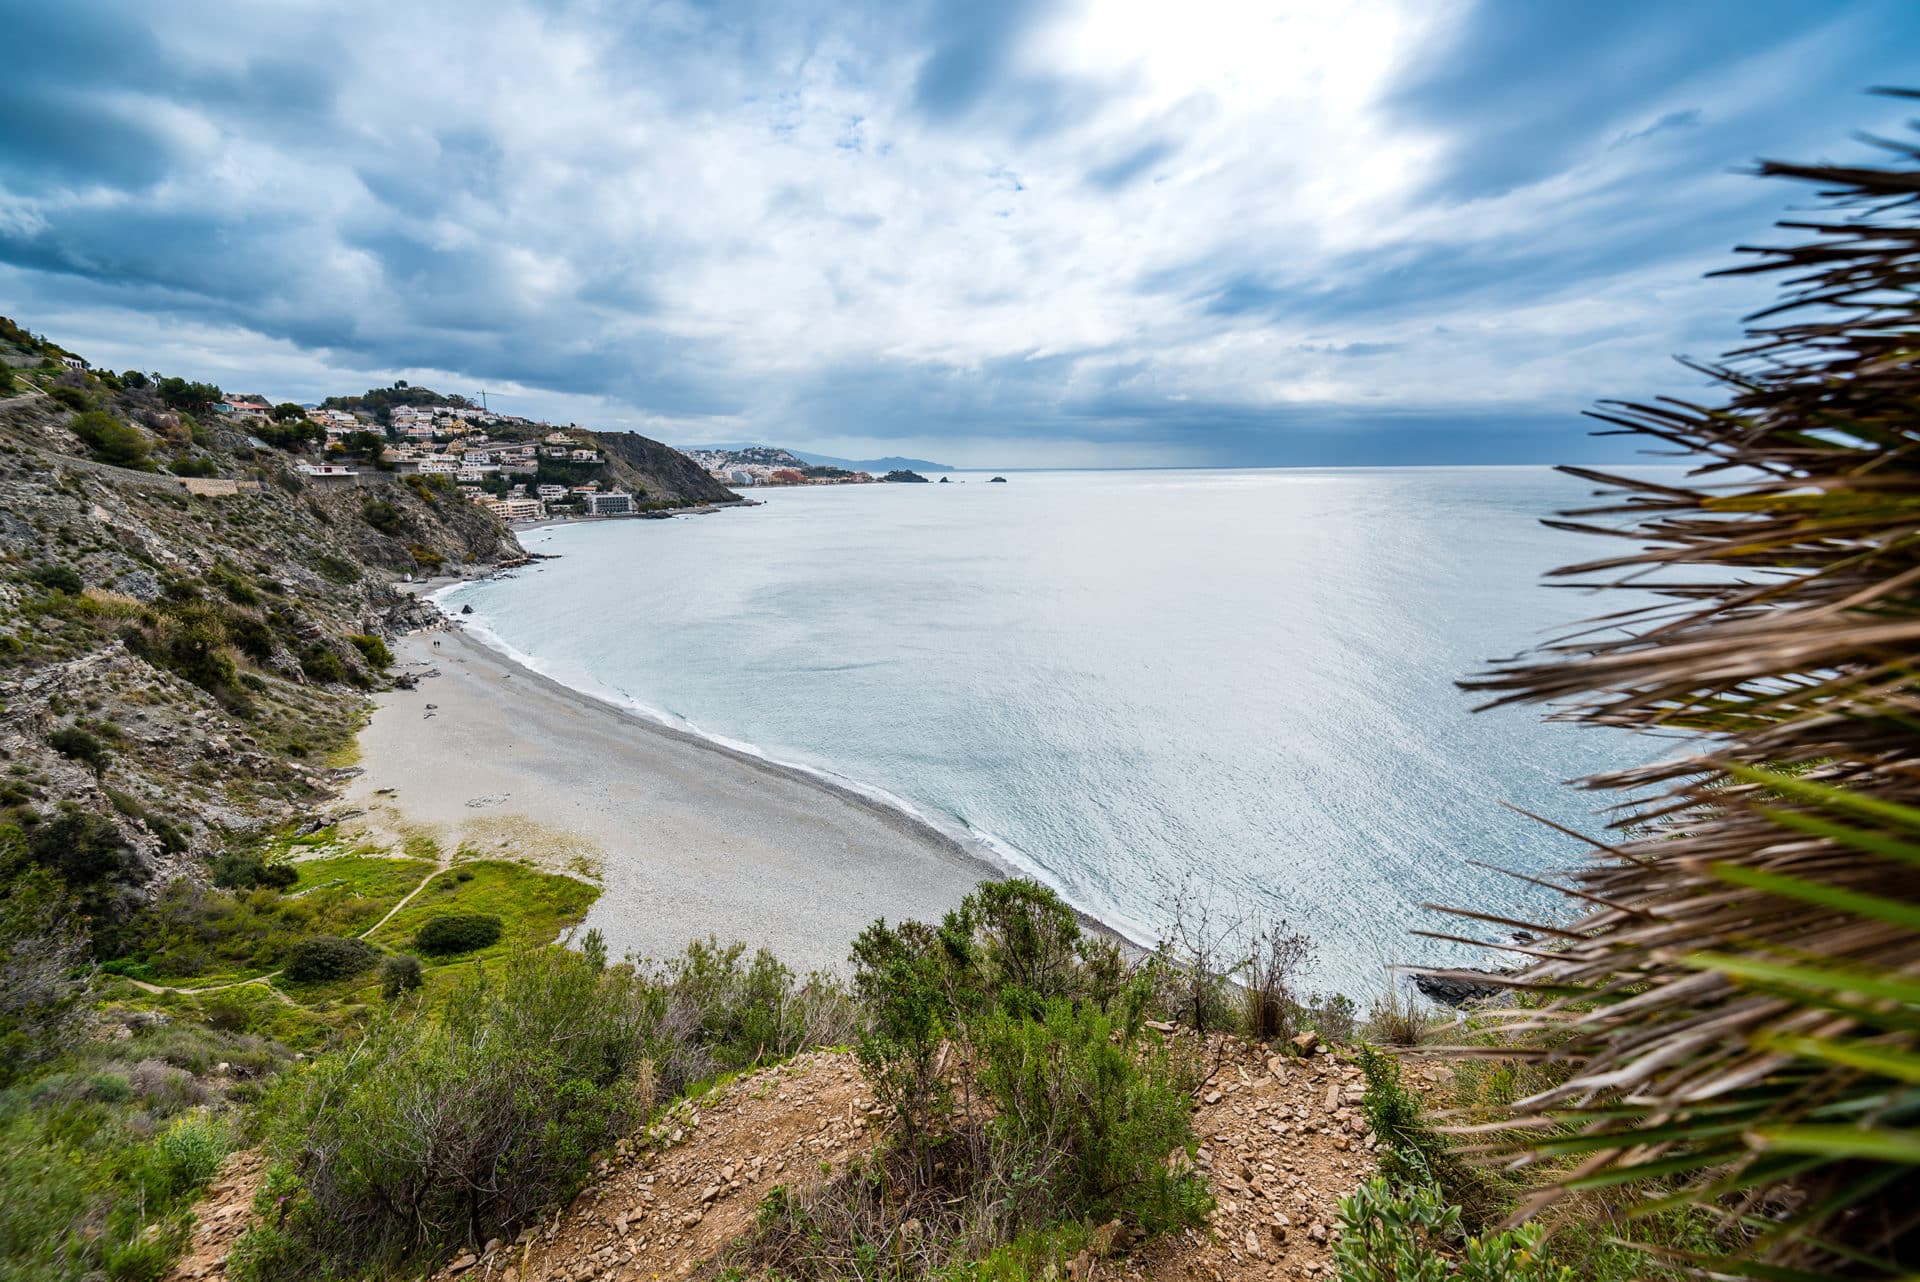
[1356, 1045, 1499, 1225]
[223, 613, 275, 662]
[169, 456, 218, 478]
[159, 602, 237, 693]
[27, 806, 145, 924]
[298, 645, 346, 684]
[48, 725, 111, 773]
[266, 948, 651, 1272]
[413, 912, 503, 956]
[29, 563, 83, 595]
[360, 500, 402, 535]
[975, 998, 1206, 1233]
[380, 953, 424, 999]
[211, 850, 298, 891]
[49, 385, 90, 411]
[70, 410, 152, 468]
[955, 877, 1082, 1015]
[0, 867, 90, 1083]
[138, 1112, 231, 1204]
[850, 918, 955, 1153]
[282, 935, 378, 983]
[1333, 1179, 1571, 1282]
[347, 633, 392, 669]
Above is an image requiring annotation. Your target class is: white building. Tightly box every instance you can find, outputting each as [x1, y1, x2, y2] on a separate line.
[296, 462, 359, 484]
[581, 491, 634, 516]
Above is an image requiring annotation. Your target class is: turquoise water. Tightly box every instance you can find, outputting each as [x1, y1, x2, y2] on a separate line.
[441, 467, 1663, 992]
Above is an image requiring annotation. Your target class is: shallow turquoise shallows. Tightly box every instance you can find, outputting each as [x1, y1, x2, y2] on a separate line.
[440, 467, 1666, 993]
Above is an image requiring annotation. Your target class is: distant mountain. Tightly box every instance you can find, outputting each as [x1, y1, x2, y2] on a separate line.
[684, 443, 953, 473]
[793, 451, 954, 473]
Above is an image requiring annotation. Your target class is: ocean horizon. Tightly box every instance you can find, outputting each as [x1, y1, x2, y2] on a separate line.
[440, 465, 1670, 994]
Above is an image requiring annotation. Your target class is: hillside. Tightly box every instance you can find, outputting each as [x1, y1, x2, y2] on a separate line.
[596, 429, 739, 505]
[0, 371, 523, 886]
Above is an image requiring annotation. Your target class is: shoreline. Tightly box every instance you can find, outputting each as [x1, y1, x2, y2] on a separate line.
[340, 622, 1010, 972]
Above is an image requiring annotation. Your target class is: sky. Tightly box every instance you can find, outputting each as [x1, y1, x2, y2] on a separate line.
[1, 1, 1915, 468]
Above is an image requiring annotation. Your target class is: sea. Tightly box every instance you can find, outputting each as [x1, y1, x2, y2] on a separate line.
[437, 467, 1672, 995]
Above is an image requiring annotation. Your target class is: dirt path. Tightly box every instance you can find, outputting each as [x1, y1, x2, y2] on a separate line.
[123, 974, 297, 1006]
[417, 1037, 1372, 1282]
[354, 859, 451, 938]
[166, 1149, 270, 1281]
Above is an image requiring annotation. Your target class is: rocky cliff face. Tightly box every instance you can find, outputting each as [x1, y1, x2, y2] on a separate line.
[0, 379, 524, 887]
[596, 429, 740, 505]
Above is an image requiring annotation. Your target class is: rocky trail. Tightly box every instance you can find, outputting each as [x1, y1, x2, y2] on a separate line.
[172, 1036, 1394, 1282]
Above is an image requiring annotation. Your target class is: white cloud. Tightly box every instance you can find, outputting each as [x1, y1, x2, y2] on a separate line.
[1, 0, 1908, 462]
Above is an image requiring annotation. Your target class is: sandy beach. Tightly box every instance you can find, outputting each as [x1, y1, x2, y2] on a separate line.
[341, 624, 998, 973]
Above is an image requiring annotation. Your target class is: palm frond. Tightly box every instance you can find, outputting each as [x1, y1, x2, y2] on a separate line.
[1443, 94, 1920, 1279]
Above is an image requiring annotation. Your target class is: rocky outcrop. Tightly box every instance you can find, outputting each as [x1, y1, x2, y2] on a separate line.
[596, 431, 740, 505]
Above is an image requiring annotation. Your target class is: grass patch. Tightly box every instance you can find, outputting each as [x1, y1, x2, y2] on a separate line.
[289, 853, 434, 906]
[321, 713, 366, 769]
[365, 860, 597, 964]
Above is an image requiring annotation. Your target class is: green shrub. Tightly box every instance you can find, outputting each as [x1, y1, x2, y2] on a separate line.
[298, 645, 346, 684]
[1356, 1045, 1499, 1225]
[0, 867, 90, 1082]
[311, 554, 360, 585]
[413, 912, 503, 956]
[1333, 1179, 1571, 1282]
[954, 877, 1082, 1015]
[159, 602, 237, 692]
[223, 614, 275, 662]
[211, 850, 297, 891]
[360, 499, 402, 535]
[48, 725, 111, 773]
[136, 1112, 231, 1204]
[27, 805, 144, 924]
[49, 385, 90, 411]
[70, 410, 152, 468]
[850, 918, 955, 1152]
[282, 935, 378, 983]
[29, 563, 83, 595]
[209, 563, 260, 606]
[265, 947, 651, 1272]
[346, 634, 392, 669]
[169, 456, 218, 478]
[975, 998, 1206, 1233]
[380, 953, 424, 998]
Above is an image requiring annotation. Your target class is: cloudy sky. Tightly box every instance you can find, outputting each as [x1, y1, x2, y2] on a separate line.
[3, 1, 1915, 466]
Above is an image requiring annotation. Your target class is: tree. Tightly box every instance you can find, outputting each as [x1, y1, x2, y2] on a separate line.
[156, 377, 223, 415]
[270, 402, 305, 421]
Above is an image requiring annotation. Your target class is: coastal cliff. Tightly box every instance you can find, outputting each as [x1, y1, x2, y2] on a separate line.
[597, 428, 740, 505]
